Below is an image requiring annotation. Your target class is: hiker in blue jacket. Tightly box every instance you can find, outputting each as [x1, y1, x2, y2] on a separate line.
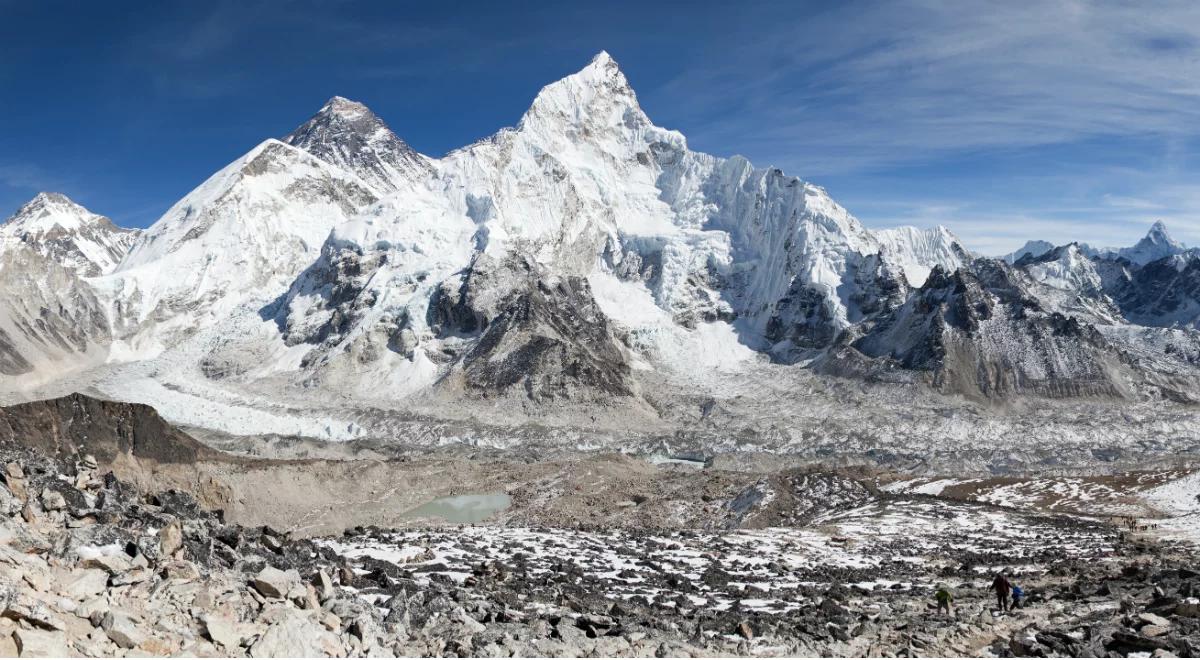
[1011, 583, 1024, 610]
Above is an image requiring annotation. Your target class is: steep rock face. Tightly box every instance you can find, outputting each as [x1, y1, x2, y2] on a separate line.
[450, 270, 635, 401]
[1, 192, 138, 276]
[851, 260, 1135, 398]
[0, 245, 111, 377]
[764, 251, 908, 353]
[0, 392, 224, 464]
[283, 96, 432, 194]
[1103, 253, 1200, 329]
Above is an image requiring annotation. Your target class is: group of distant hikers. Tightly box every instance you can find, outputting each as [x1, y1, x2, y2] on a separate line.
[1115, 516, 1158, 532]
[933, 572, 1024, 617]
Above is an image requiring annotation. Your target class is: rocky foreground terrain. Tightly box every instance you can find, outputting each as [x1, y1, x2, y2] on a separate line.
[2, 420, 1200, 657]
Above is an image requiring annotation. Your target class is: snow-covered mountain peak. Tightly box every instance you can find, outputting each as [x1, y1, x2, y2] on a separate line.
[519, 50, 646, 136]
[112, 137, 378, 331]
[284, 96, 431, 194]
[1147, 220, 1175, 242]
[319, 96, 371, 120]
[1003, 239, 1056, 264]
[1026, 242, 1099, 282]
[1136, 221, 1181, 253]
[1005, 221, 1188, 267]
[6, 192, 99, 232]
[1126, 220, 1184, 261]
[1, 192, 137, 276]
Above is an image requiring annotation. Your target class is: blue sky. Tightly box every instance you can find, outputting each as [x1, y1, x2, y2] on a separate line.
[2, 0, 1199, 254]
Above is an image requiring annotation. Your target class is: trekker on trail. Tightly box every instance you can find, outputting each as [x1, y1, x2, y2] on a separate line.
[935, 584, 954, 617]
[992, 573, 1012, 612]
[1011, 584, 1024, 609]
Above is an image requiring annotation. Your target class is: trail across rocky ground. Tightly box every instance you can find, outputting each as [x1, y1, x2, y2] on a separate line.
[326, 504, 1200, 656]
[2, 436, 1200, 657]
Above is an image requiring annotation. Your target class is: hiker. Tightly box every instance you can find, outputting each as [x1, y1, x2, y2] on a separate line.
[934, 584, 954, 617]
[992, 572, 1012, 612]
[1011, 583, 1024, 609]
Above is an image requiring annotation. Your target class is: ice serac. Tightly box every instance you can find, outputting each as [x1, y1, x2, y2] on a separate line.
[1, 192, 138, 276]
[874, 225, 970, 287]
[283, 96, 432, 194]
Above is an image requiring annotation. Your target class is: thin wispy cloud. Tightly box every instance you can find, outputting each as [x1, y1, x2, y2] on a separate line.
[658, 1, 1200, 173]
[640, 1, 1200, 254]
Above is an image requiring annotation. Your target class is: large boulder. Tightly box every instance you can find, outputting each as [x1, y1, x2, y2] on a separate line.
[13, 628, 69, 657]
[250, 611, 345, 658]
[252, 566, 301, 599]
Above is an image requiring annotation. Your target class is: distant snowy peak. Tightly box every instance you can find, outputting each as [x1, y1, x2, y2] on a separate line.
[873, 225, 970, 286]
[1003, 239, 1056, 264]
[1022, 243, 1106, 295]
[1113, 220, 1186, 265]
[1005, 221, 1188, 266]
[1, 192, 137, 276]
[284, 96, 432, 194]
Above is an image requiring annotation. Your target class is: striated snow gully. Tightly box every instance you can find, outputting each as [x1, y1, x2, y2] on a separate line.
[1, 52, 1200, 469]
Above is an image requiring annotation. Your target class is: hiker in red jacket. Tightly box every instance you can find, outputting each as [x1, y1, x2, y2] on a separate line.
[992, 573, 1012, 612]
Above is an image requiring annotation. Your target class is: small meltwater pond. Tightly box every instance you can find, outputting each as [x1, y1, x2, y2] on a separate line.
[401, 493, 512, 523]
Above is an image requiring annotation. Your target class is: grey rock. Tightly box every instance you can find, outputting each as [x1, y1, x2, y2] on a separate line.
[250, 610, 344, 658]
[59, 568, 109, 600]
[102, 610, 146, 649]
[14, 627, 69, 657]
[82, 553, 133, 575]
[159, 520, 184, 558]
[39, 488, 65, 511]
[252, 566, 301, 600]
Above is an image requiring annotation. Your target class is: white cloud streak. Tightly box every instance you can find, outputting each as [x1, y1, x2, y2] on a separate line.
[657, 0, 1200, 173]
[643, 1, 1200, 255]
